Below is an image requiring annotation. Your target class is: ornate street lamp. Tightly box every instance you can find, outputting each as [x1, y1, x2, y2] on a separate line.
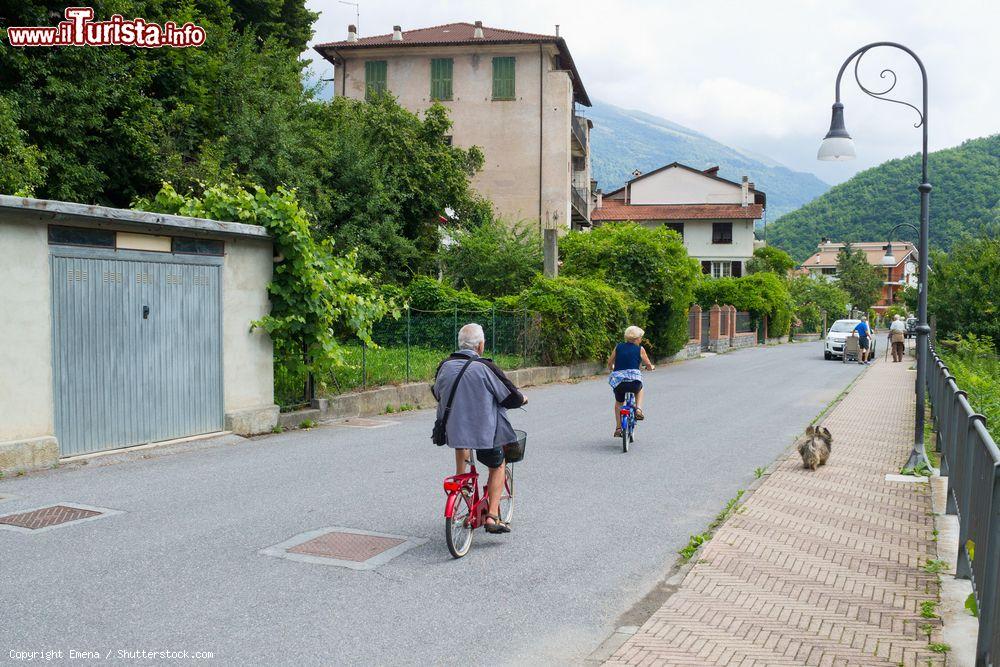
[881, 222, 919, 308]
[818, 42, 932, 471]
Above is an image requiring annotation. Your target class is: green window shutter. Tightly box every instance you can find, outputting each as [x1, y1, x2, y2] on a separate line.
[430, 58, 453, 100]
[365, 60, 387, 100]
[492, 57, 515, 100]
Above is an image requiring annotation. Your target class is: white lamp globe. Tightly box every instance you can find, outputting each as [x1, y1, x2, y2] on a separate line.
[817, 136, 857, 161]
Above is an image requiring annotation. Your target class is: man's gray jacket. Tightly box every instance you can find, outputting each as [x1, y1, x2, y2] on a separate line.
[432, 350, 526, 450]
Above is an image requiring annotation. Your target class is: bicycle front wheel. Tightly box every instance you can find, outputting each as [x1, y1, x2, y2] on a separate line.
[445, 491, 474, 558]
[499, 465, 514, 523]
[622, 419, 630, 453]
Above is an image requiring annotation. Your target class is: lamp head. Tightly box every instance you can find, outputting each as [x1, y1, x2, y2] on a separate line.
[817, 102, 856, 161]
[881, 243, 896, 266]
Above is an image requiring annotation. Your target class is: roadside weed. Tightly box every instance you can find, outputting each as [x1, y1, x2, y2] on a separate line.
[271, 424, 285, 434]
[922, 559, 946, 574]
[754, 467, 766, 479]
[928, 643, 949, 654]
[966, 592, 979, 617]
[919, 600, 938, 619]
[299, 419, 317, 429]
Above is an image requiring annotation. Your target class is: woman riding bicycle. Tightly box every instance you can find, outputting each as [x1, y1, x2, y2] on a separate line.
[607, 325, 655, 438]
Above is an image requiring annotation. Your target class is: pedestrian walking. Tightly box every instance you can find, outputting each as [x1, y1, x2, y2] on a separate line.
[853, 315, 873, 365]
[889, 314, 906, 362]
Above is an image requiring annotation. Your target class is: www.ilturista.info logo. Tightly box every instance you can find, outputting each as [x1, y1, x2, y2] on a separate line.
[6, 7, 206, 48]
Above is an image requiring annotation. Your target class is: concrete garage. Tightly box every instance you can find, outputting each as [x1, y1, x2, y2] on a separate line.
[0, 195, 279, 472]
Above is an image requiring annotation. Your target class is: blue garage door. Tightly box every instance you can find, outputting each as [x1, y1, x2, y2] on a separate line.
[51, 250, 223, 456]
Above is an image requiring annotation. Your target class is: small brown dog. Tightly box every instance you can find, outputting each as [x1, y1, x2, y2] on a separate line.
[797, 425, 832, 471]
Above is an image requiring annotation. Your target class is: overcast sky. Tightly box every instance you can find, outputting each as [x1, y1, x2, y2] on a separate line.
[304, 0, 1000, 185]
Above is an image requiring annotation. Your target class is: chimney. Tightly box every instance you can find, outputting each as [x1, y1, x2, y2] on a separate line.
[741, 176, 749, 207]
[347, 24, 357, 42]
[703, 165, 720, 176]
[473, 20, 484, 39]
[392, 25, 403, 41]
[596, 188, 603, 208]
[555, 24, 560, 37]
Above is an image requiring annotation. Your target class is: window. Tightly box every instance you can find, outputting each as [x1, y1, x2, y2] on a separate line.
[712, 222, 733, 244]
[442, 135, 453, 146]
[731, 260, 742, 278]
[711, 261, 733, 279]
[821, 267, 837, 275]
[48, 225, 115, 248]
[172, 237, 225, 256]
[492, 57, 515, 100]
[665, 222, 684, 239]
[364, 60, 387, 100]
[430, 58, 453, 100]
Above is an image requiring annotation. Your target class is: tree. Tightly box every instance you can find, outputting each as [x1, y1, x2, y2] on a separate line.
[928, 236, 1000, 348]
[0, 96, 45, 195]
[788, 274, 850, 332]
[695, 272, 795, 337]
[559, 223, 701, 356]
[441, 219, 542, 298]
[746, 246, 795, 276]
[134, 183, 391, 378]
[836, 243, 883, 312]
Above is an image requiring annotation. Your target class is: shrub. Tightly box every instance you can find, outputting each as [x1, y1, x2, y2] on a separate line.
[514, 276, 646, 365]
[746, 246, 795, 276]
[559, 222, 699, 356]
[441, 218, 543, 298]
[402, 275, 492, 312]
[941, 335, 999, 440]
[929, 236, 1000, 349]
[695, 272, 794, 337]
[788, 274, 850, 333]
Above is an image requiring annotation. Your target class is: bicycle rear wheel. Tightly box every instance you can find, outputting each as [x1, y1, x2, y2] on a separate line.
[499, 465, 514, 523]
[445, 491, 474, 558]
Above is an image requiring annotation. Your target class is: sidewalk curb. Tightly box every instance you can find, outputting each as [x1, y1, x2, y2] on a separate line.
[585, 361, 869, 664]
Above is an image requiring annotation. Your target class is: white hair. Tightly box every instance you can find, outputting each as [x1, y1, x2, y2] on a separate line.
[624, 325, 645, 341]
[458, 323, 485, 351]
[894, 314, 902, 321]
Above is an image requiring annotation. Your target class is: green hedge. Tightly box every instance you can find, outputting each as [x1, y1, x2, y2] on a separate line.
[512, 276, 647, 366]
[695, 272, 794, 337]
[402, 275, 492, 311]
[559, 222, 699, 357]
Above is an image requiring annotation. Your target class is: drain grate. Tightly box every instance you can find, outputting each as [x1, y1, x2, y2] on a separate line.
[261, 526, 426, 570]
[289, 531, 404, 562]
[0, 503, 120, 533]
[334, 418, 398, 429]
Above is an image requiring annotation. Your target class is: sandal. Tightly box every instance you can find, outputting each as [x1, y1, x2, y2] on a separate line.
[484, 514, 511, 534]
[635, 408, 645, 420]
[614, 427, 623, 438]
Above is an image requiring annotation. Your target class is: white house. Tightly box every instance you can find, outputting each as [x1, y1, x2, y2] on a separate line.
[591, 163, 765, 277]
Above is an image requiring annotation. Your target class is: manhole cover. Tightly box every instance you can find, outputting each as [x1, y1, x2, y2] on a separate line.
[289, 531, 404, 561]
[261, 527, 426, 570]
[335, 418, 397, 429]
[0, 503, 121, 534]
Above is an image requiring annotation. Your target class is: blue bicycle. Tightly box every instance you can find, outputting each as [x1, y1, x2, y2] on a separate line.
[619, 392, 637, 453]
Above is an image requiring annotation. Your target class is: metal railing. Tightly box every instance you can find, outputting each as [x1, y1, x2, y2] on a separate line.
[927, 343, 1000, 665]
[571, 185, 589, 219]
[275, 308, 542, 410]
[571, 113, 588, 149]
[735, 311, 754, 333]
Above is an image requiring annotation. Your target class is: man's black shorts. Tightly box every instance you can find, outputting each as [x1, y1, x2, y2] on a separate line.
[858, 337, 870, 350]
[473, 447, 505, 469]
[614, 380, 643, 403]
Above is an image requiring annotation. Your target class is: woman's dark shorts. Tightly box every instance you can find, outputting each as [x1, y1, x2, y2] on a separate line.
[474, 447, 505, 469]
[613, 380, 643, 403]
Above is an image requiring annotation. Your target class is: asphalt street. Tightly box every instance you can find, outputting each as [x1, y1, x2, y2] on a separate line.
[0, 342, 863, 665]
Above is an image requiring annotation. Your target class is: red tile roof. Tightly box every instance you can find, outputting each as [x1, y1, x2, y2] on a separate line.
[591, 202, 764, 222]
[801, 241, 917, 269]
[314, 22, 591, 105]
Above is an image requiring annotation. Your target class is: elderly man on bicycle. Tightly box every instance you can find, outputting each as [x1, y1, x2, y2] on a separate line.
[432, 323, 527, 534]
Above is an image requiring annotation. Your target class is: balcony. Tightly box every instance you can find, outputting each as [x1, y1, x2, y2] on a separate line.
[571, 114, 588, 155]
[571, 185, 589, 223]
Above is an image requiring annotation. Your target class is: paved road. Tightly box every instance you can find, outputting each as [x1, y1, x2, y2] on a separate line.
[1, 342, 862, 665]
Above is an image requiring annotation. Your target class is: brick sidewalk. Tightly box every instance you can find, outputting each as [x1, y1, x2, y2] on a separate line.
[606, 357, 945, 666]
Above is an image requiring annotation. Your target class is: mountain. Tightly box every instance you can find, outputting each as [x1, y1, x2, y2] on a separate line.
[767, 134, 1000, 262]
[586, 101, 830, 220]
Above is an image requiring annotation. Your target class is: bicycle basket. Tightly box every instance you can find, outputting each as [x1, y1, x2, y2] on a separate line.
[503, 429, 527, 463]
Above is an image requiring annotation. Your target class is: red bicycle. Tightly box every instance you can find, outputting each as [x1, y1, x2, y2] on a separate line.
[442, 430, 525, 558]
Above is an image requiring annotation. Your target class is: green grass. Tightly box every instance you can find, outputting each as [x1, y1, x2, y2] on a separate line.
[920, 600, 938, 619]
[941, 347, 1000, 441]
[928, 643, 950, 654]
[754, 466, 766, 479]
[922, 559, 946, 574]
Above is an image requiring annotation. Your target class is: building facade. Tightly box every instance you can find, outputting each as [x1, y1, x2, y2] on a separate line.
[800, 240, 918, 312]
[315, 22, 593, 230]
[592, 163, 766, 277]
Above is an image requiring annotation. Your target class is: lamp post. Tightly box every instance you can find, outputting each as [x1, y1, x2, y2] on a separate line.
[818, 42, 931, 471]
[880, 222, 920, 308]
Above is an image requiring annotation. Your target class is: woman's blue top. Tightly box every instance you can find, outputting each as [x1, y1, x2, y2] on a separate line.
[613, 342, 641, 371]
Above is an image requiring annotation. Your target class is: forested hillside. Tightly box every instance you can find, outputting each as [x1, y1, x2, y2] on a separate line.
[767, 134, 1000, 261]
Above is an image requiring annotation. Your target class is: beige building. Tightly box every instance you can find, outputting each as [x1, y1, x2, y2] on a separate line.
[314, 21, 593, 231]
[593, 163, 766, 277]
[800, 239, 918, 312]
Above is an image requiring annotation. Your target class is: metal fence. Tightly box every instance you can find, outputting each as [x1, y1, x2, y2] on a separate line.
[927, 343, 1000, 665]
[275, 308, 541, 410]
[735, 311, 754, 333]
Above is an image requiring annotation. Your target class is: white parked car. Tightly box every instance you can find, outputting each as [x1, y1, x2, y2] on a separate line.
[824, 319, 861, 360]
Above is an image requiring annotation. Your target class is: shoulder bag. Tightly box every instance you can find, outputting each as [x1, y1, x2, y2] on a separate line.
[432, 358, 475, 446]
